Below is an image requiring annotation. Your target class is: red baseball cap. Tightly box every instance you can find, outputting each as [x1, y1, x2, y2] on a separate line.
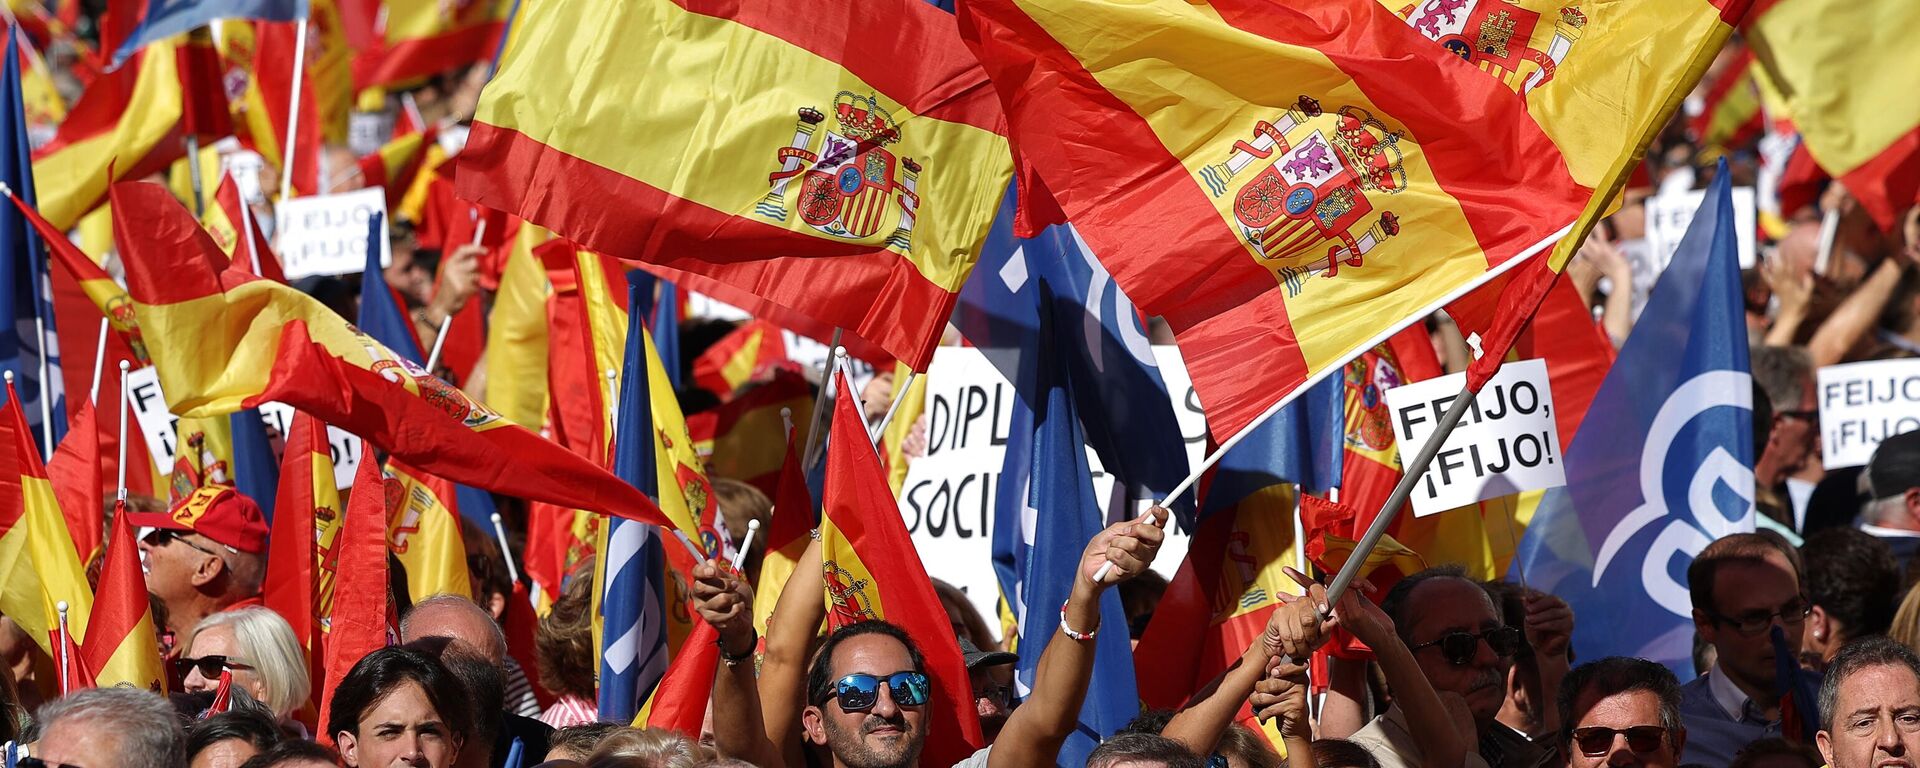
[127, 486, 270, 555]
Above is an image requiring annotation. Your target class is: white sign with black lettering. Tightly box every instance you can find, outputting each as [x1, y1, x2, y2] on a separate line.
[899, 346, 1202, 637]
[1816, 359, 1920, 469]
[274, 187, 390, 280]
[122, 367, 364, 489]
[1384, 359, 1565, 516]
[255, 402, 364, 489]
[1644, 185, 1757, 271]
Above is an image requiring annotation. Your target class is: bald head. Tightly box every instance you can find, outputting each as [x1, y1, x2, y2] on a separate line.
[400, 594, 508, 666]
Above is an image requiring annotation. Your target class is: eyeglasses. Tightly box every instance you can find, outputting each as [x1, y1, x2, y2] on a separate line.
[1572, 726, 1667, 756]
[174, 654, 254, 679]
[827, 671, 930, 712]
[1410, 625, 1523, 666]
[18, 757, 85, 768]
[1206, 754, 1229, 768]
[143, 529, 228, 560]
[1778, 409, 1819, 423]
[1708, 597, 1812, 637]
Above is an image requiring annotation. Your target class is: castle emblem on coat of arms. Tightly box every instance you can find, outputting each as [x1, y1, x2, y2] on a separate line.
[1200, 95, 1406, 297]
[1398, 0, 1588, 94]
[755, 92, 923, 252]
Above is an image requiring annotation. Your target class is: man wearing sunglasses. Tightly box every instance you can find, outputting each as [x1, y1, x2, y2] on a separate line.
[1677, 532, 1822, 767]
[1557, 657, 1685, 768]
[129, 486, 271, 652]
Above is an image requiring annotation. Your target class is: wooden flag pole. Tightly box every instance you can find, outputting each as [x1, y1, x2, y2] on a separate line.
[278, 16, 310, 204]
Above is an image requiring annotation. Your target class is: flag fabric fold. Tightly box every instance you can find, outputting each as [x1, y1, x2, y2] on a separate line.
[111, 0, 307, 66]
[317, 452, 391, 747]
[456, 0, 1014, 369]
[597, 270, 671, 723]
[80, 499, 166, 691]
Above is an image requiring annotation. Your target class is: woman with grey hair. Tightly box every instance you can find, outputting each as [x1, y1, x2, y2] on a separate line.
[178, 606, 313, 721]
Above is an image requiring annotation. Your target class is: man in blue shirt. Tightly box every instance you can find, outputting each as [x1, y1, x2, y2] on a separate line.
[1677, 533, 1822, 767]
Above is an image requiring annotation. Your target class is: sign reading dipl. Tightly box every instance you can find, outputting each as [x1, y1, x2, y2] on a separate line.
[124, 366, 363, 490]
[1817, 359, 1920, 469]
[275, 186, 390, 280]
[1384, 359, 1565, 516]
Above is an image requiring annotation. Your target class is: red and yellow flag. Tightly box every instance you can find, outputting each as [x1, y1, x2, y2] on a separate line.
[352, 0, 506, 90]
[481, 221, 553, 429]
[111, 181, 677, 533]
[7, 188, 151, 365]
[457, 0, 1014, 369]
[1748, 0, 1920, 230]
[750, 422, 812, 639]
[690, 320, 790, 400]
[1691, 46, 1764, 154]
[385, 459, 473, 601]
[0, 379, 94, 660]
[218, 19, 319, 197]
[261, 410, 340, 705]
[687, 368, 812, 499]
[317, 454, 390, 748]
[819, 370, 982, 765]
[359, 125, 438, 208]
[80, 500, 166, 692]
[30, 40, 183, 229]
[47, 400, 104, 562]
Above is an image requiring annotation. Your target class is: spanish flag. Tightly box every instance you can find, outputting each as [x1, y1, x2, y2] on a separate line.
[385, 459, 473, 601]
[110, 181, 677, 533]
[352, 0, 506, 90]
[218, 19, 319, 197]
[819, 369, 982, 764]
[358, 125, 437, 208]
[481, 221, 552, 430]
[46, 400, 102, 561]
[690, 320, 789, 401]
[686, 368, 812, 499]
[260, 410, 339, 715]
[11, 183, 148, 365]
[1748, 0, 1920, 231]
[204, 174, 286, 282]
[0, 378, 93, 660]
[317, 453, 390, 748]
[1690, 45, 1764, 154]
[80, 500, 166, 692]
[750, 420, 812, 640]
[963, 0, 1743, 438]
[457, 0, 1014, 369]
[30, 40, 183, 229]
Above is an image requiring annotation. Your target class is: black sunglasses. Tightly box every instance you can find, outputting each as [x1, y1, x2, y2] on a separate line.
[1410, 625, 1523, 666]
[1572, 726, 1667, 756]
[827, 671, 930, 712]
[143, 529, 225, 559]
[173, 654, 254, 679]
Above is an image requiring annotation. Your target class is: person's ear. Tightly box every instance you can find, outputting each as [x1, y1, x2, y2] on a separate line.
[485, 591, 507, 621]
[337, 731, 360, 768]
[1671, 727, 1686, 760]
[1817, 729, 1834, 768]
[1904, 488, 1920, 524]
[802, 705, 828, 745]
[189, 551, 226, 588]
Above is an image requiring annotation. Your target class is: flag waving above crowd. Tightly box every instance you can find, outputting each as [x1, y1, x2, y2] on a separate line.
[4, 2, 1920, 768]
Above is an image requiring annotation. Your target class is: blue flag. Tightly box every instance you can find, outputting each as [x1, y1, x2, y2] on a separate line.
[1198, 374, 1345, 519]
[598, 270, 671, 721]
[111, 0, 307, 67]
[0, 27, 63, 456]
[652, 281, 682, 390]
[956, 187, 1190, 520]
[230, 409, 278, 521]
[1510, 161, 1753, 676]
[1003, 299, 1138, 767]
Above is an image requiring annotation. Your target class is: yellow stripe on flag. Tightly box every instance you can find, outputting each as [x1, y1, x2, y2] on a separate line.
[386, 464, 474, 601]
[482, 223, 553, 429]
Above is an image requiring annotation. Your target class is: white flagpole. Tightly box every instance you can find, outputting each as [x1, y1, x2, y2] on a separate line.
[88, 318, 107, 405]
[32, 314, 50, 459]
[423, 314, 453, 373]
[278, 16, 311, 205]
[867, 371, 917, 445]
[489, 512, 521, 585]
[55, 600, 71, 694]
[239, 190, 263, 276]
[117, 361, 130, 501]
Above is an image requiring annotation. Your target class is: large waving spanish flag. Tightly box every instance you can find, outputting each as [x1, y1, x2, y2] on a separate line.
[961, 0, 1741, 438]
[456, 0, 1013, 369]
[1747, 0, 1920, 231]
[30, 40, 183, 229]
[819, 370, 982, 765]
[261, 410, 339, 718]
[110, 181, 678, 534]
[0, 378, 93, 660]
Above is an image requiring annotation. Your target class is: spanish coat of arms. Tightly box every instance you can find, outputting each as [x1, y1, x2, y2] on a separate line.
[755, 92, 923, 253]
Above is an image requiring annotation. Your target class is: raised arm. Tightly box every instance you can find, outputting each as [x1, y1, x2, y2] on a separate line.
[760, 535, 826, 768]
[987, 507, 1168, 768]
[691, 560, 781, 767]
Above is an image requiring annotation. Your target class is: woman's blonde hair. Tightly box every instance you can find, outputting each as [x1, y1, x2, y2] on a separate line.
[184, 607, 312, 718]
[1890, 583, 1920, 653]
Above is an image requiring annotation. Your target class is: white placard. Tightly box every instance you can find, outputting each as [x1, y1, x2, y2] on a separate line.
[1817, 359, 1920, 469]
[125, 365, 179, 473]
[255, 402, 364, 490]
[1644, 185, 1757, 271]
[1383, 359, 1566, 516]
[899, 347, 1202, 639]
[220, 151, 268, 207]
[121, 367, 365, 490]
[348, 111, 394, 157]
[274, 187, 391, 280]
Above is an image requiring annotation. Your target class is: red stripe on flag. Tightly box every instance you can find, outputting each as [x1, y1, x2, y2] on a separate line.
[457, 123, 954, 368]
[317, 456, 391, 748]
[1205, 0, 1587, 264]
[354, 21, 504, 90]
[671, 0, 1005, 134]
[78, 500, 155, 685]
[1837, 121, 1920, 232]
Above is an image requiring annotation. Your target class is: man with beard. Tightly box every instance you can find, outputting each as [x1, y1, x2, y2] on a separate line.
[1815, 637, 1920, 768]
[1358, 565, 1574, 768]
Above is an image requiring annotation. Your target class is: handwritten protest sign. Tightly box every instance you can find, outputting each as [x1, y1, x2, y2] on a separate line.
[124, 366, 363, 489]
[275, 187, 390, 280]
[1644, 186, 1757, 271]
[1818, 359, 1920, 469]
[1384, 359, 1565, 516]
[900, 347, 1201, 635]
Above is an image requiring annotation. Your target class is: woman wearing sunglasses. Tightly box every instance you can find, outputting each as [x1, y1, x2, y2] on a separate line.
[329, 647, 470, 768]
[176, 607, 312, 723]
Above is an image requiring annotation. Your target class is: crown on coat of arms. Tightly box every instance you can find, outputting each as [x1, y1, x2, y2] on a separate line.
[1331, 107, 1409, 194]
[834, 92, 900, 146]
